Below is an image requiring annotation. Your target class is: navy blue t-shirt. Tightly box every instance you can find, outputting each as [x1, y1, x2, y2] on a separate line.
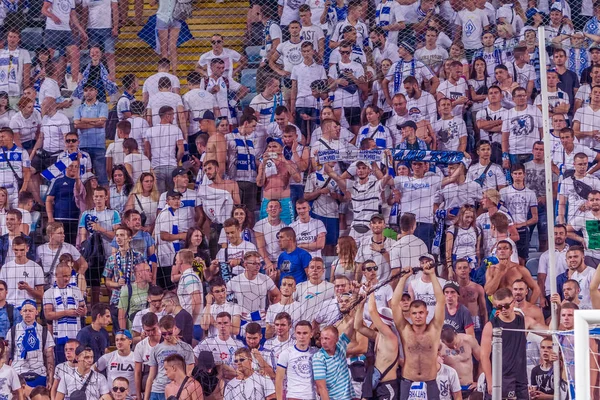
[48, 176, 80, 220]
[76, 325, 110, 362]
[277, 247, 311, 285]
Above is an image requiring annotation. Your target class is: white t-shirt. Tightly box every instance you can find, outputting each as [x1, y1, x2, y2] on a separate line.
[57, 370, 110, 399]
[203, 76, 242, 120]
[558, 175, 600, 222]
[253, 218, 286, 262]
[373, 41, 400, 66]
[45, 0, 75, 30]
[6, 322, 55, 376]
[432, 116, 467, 152]
[304, 172, 341, 218]
[329, 60, 365, 109]
[455, 8, 489, 49]
[407, 363, 461, 400]
[291, 62, 327, 109]
[142, 72, 180, 97]
[216, 241, 258, 275]
[278, 0, 305, 26]
[276, 345, 318, 400]
[194, 336, 245, 368]
[96, 351, 137, 397]
[406, 91, 437, 124]
[0, 260, 44, 305]
[390, 234, 429, 272]
[386, 59, 435, 96]
[127, 116, 150, 149]
[177, 268, 204, 324]
[182, 88, 217, 134]
[570, 267, 595, 308]
[394, 175, 442, 224]
[154, 207, 184, 267]
[499, 185, 538, 224]
[410, 276, 447, 323]
[356, 234, 396, 282]
[573, 105, 600, 149]
[508, 61, 536, 92]
[0, 363, 20, 400]
[227, 273, 275, 317]
[106, 139, 125, 167]
[198, 49, 242, 80]
[41, 112, 71, 153]
[36, 242, 81, 282]
[501, 105, 543, 155]
[133, 337, 157, 367]
[467, 162, 507, 193]
[265, 302, 304, 327]
[38, 78, 61, 106]
[124, 153, 152, 183]
[263, 335, 295, 363]
[294, 280, 335, 322]
[275, 40, 304, 73]
[147, 91, 184, 127]
[289, 218, 327, 258]
[203, 302, 242, 337]
[362, 284, 393, 324]
[224, 373, 276, 400]
[143, 124, 183, 168]
[538, 246, 569, 296]
[300, 25, 325, 52]
[414, 46, 449, 76]
[82, 0, 117, 29]
[476, 106, 507, 143]
[437, 78, 469, 116]
[157, 188, 199, 233]
[9, 110, 41, 144]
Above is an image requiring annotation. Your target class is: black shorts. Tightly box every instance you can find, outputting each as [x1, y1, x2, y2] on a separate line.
[502, 376, 528, 399]
[343, 107, 362, 127]
[31, 149, 59, 175]
[400, 378, 440, 400]
[376, 379, 400, 400]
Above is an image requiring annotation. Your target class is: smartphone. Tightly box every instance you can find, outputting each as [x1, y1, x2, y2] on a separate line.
[267, 152, 278, 159]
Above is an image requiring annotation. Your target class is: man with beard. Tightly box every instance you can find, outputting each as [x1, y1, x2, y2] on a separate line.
[481, 288, 547, 398]
[443, 281, 474, 337]
[313, 276, 357, 331]
[484, 240, 540, 301]
[512, 279, 545, 324]
[401, 76, 438, 126]
[391, 258, 445, 399]
[555, 246, 595, 308]
[197, 160, 241, 257]
[370, 27, 399, 65]
[440, 326, 481, 398]
[551, 279, 585, 309]
[568, 190, 600, 266]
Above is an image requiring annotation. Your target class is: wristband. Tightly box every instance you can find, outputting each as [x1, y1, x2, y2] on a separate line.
[502, 152, 509, 161]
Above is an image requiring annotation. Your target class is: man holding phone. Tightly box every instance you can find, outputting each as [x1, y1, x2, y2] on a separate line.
[43, 262, 87, 364]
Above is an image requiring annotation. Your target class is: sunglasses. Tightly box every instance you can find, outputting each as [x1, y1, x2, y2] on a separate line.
[363, 266, 378, 272]
[65, 139, 78, 143]
[211, 40, 222, 44]
[112, 387, 127, 393]
[339, 50, 351, 55]
[234, 358, 247, 363]
[496, 300, 513, 310]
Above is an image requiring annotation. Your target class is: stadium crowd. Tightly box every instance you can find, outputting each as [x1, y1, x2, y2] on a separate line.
[2, 0, 600, 398]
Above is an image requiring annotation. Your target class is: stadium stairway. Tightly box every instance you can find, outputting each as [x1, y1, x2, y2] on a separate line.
[116, 0, 249, 87]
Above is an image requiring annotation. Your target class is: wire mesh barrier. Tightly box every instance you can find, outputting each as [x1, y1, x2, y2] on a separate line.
[1, 0, 600, 399]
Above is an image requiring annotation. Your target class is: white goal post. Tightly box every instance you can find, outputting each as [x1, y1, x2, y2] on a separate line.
[574, 310, 600, 400]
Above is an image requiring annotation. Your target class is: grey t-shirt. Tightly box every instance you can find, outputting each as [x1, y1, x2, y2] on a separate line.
[444, 304, 474, 334]
[148, 340, 195, 393]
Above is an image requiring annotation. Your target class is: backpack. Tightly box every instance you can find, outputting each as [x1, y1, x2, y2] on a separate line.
[172, 0, 194, 21]
[105, 96, 126, 141]
[80, 232, 107, 273]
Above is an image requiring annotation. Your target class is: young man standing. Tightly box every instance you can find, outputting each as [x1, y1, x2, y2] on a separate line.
[475, 85, 507, 154]
[154, 190, 186, 290]
[276, 227, 312, 285]
[194, 311, 244, 375]
[0, 236, 43, 306]
[175, 249, 203, 341]
[432, 97, 468, 152]
[55, 346, 111, 400]
[255, 199, 287, 272]
[201, 278, 242, 338]
[145, 315, 195, 400]
[294, 258, 334, 323]
[289, 200, 326, 258]
[96, 331, 136, 399]
[76, 303, 111, 362]
[164, 354, 204, 399]
[455, 259, 487, 337]
[224, 348, 276, 400]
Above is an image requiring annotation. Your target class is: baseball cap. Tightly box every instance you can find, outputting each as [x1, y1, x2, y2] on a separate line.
[166, 189, 183, 198]
[172, 166, 188, 178]
[443, 281, 461, 294]
[419, 253, 435, 262]
[550, 2, 563, 12]
[20, 299, 36, 309]
[370, 213, 385, 222]
[193, 110, 216, 121]
[115, 329, 133, 340]
[197, 350, 216, 371]
[266, 137, 284, 147]
[399, 120, 418, 131]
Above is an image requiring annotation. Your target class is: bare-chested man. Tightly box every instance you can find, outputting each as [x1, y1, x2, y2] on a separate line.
[391, 258, 445, 399]
[512, 279, 545, 324]
[484, 240, 540, 303]
[440, 326, 481, 398]
[355, 292, 399, 400]
[455, 259, 487, 336]
[203, 111, 227, 177]
[257, 137, 301, 225]
[197, 159, 241, 256]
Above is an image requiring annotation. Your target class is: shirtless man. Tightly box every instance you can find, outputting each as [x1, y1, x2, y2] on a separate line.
[203, 111, 227, 178]
[440, 326, 481, 398]
[257, 137, 301, 225]
[197, 159, 241, 256]
[391, 258, 445, 399]
[484, 240, 540, 303]
[163, 354, 203, 399]
[355, 292, 399, 400]
[455, 259, 487, 336]
[512, 279, 545, 324]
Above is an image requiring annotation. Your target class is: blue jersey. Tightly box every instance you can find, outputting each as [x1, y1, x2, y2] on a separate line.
[277, 247, 311, 285]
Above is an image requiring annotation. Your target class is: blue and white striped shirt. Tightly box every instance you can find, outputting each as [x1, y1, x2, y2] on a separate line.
[312, 333, 355, 400]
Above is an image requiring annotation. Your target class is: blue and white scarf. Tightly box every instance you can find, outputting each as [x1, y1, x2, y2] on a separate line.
[115, 249, 134, 285]
[233, 129, 256, 180]
[393, 59, 416, 93]
[375, 1, 393, 31]
[0, 50, 19, 95]
[258, 93, 283, 123]
[72, 62, 118, 100]
[568, 47, 589, 77]
[168, 207, 181, 252]
[262, 19, 276, 57]
[53, 284, 78, 345]
[41, 152, 78, 181]
[586, 17, 600, 36]
[20, 322, 40, 359]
